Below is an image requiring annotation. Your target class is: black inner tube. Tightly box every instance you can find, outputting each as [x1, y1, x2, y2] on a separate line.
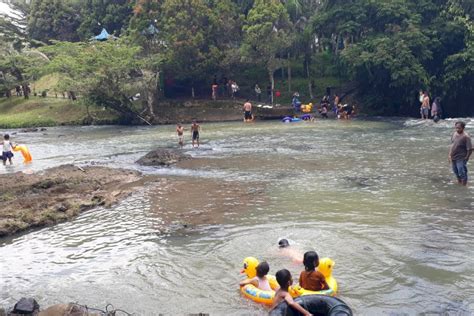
[269, 294, 353, 316]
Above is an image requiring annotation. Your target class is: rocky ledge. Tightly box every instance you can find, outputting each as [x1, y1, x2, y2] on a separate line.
[136, 148, 192, 166]
[0, 165, 151, 237]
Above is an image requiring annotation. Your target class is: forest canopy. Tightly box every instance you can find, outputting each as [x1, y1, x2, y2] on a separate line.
[1, 0, 472, 118]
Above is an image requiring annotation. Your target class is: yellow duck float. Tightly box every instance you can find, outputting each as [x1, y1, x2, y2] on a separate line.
[12, 144, 32, 163]
[240, 257, 337, 305]
[240, 257, 280, 305]
[300, 103, 313, 113]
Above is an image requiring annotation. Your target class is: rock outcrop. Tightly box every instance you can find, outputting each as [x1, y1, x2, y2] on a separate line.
[136, 148, 191, 166]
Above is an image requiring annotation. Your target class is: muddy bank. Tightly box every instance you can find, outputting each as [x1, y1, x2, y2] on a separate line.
[0, 165, 154, 237]
[153, 99, 295, 124]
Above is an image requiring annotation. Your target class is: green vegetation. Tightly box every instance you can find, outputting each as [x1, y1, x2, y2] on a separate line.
[0, 0, 472, 125]
[0, 97, 118, 128]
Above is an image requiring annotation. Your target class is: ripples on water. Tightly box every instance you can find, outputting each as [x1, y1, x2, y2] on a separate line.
[1, 118, 474, 315]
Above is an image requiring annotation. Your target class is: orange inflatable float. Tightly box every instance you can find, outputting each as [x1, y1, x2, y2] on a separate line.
[13, 145, 32, 163]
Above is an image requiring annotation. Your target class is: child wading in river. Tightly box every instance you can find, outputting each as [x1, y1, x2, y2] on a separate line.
[176, 124, 184, 148]
[2, 134, 14, 166]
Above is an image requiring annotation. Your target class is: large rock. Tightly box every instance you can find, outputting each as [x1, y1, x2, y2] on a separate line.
[136, 148, 191, 166]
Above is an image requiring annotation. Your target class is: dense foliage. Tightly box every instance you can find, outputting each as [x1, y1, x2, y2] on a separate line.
[0, 0, 472, 118]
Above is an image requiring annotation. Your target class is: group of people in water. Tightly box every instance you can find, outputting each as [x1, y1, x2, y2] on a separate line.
[176, 121, 201, 148]
[240, 240, 326, 315]
[419, 90, 442, 121]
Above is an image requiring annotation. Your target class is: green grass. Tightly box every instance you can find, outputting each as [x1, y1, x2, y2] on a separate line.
[0, 97, 118, 128]
[32, 73, 62, 94]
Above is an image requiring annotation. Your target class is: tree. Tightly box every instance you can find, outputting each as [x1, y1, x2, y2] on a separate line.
[27, 0, 82, 42]
[40, 40, 152, 123]
[242, 0, 293, 104]
[160, 0, 220, 98]
[441, 0, 474, 116]
[0, 52, 44, 98]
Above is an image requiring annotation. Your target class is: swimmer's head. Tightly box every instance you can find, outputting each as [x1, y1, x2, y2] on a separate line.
[278, 239, 290, 248]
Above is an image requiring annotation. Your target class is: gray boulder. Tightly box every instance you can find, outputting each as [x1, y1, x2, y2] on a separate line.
[136, 148, 191, 166]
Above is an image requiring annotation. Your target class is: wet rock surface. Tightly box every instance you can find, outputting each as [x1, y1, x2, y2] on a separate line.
[136, 148, 192, 166]
[0, 165, 153, 237]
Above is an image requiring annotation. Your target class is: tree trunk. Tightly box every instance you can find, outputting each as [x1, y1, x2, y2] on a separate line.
[306, 57, 313, 99]
[269, 69, 274, 105]
[22, 83, 29, 99]
[142, 69, 162, 118]
[288, 52, 292, 93]
[147, 71, 159, 117]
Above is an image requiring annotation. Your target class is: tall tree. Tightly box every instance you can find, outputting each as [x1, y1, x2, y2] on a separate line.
[160, 0, 221, 97]
[40, 40, 152, 123]
[242, 0, 293, 104]
[441, 0, 474, 116]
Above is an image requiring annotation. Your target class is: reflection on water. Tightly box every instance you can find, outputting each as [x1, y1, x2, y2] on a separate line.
[1, 118, 474, 315]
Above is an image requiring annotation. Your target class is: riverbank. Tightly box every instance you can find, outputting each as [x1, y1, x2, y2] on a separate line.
[0, 96, 298, 128]
[0, 164, 153, 237]
[0, 97, 119, 128]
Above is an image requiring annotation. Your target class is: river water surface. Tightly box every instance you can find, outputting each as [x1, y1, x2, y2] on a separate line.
[1, 118, 473, 315]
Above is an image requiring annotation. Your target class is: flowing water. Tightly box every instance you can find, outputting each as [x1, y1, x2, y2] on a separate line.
[1, 118, 473, 315]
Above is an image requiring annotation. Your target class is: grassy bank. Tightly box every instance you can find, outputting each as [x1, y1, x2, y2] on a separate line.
[0, 97, 118, 128]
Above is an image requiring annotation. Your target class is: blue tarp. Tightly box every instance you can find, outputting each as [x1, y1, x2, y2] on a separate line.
[94, 28, 110, 41]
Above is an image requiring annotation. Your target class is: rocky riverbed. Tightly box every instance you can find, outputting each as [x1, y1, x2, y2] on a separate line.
[0, 164, 154, 237]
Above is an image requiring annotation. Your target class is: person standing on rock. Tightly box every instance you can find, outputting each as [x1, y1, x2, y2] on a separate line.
[191, 121, 201, 148]
[449, 121, 472, 186]
[176, 123, 185, 148]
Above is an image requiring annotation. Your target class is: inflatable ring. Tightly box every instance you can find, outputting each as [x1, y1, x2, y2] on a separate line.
[282, 117, 302, 123]
[289, 285, 334, 298]
[270, 294, 353, 316]
[12, 145, 32, 163]
[241, 275, 280, 305]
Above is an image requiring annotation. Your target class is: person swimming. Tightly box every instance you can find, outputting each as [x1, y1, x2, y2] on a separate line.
[277, 239, 303, 264]
[279, 239, 290, 248]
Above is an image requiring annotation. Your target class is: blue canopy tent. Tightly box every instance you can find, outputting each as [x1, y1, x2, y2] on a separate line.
[142, 24, 159, 37]
[94, 28, 110, 41]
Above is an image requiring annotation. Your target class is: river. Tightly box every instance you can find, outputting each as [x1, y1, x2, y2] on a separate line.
[1, 118, 473, 315]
